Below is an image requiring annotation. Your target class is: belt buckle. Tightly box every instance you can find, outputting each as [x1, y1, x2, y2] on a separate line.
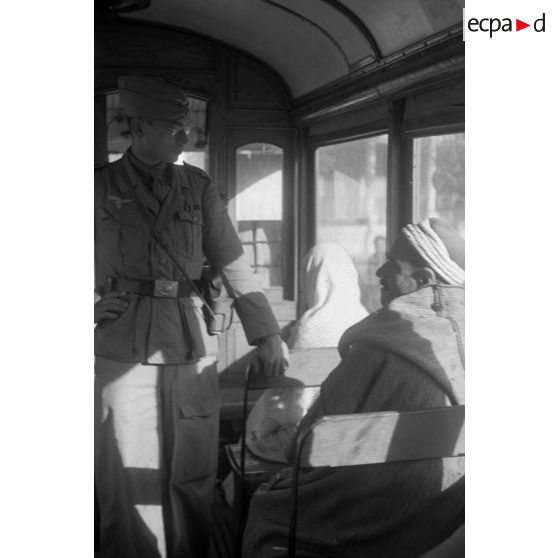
[153, 279, 179, 298]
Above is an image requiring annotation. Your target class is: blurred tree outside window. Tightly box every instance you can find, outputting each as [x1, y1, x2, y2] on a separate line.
[413, 133, 464, 237]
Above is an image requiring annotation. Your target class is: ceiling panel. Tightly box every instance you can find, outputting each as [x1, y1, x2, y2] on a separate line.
[267, 0, 375, 67]
[127, 0, 349, 97]
[340, 0, 464, 56]
[120, 0, 463, 98]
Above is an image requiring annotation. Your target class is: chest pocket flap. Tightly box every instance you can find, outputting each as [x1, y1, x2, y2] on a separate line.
[104, 197, 143, 226]
[177, 208, 203, 226]
[101, 197, 148, 264]
[174, 207, 204, 259]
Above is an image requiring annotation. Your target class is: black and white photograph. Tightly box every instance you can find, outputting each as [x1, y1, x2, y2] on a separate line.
[2, 0, 557, 557]
[93, 2, 464, 556]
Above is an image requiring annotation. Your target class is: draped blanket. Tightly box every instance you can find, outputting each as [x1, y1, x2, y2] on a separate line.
[243, 285, 465, 558]
[339, 284, 465, 405]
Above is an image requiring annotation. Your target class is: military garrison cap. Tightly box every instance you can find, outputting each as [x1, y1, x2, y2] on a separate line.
[118, 75, 190, 125]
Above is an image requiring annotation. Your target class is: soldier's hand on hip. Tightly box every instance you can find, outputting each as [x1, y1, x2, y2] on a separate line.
[252, 334, 289, 377]
[94, 291, 129, 324]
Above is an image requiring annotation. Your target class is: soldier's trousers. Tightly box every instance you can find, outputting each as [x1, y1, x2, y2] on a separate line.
[94, 355, 220, 558]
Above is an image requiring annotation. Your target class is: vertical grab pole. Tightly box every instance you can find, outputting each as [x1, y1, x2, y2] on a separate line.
[240, 364, 253, 480]
[235, 364, 254, 557]
[287, 427, 312, 558]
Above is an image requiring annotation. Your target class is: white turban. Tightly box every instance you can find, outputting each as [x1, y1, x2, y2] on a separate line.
[402, 220, 465, 285]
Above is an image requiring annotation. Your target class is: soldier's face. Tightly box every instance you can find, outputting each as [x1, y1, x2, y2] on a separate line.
[141, 119, 189, 163]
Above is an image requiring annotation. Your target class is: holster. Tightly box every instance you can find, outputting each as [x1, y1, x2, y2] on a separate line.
[199, 265, 234, 335]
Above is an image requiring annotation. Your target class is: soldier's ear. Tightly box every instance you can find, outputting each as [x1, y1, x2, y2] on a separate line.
[412, 267, 437, 287]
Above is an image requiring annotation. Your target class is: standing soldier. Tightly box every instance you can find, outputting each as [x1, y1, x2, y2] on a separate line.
[94, 75, 288, 558]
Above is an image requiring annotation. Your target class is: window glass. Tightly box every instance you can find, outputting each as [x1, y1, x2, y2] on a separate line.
[413, 133, 465, 236]
[316, 135, 388, 312]
[105, 92, 209, 170]
[235, 143, 284, 290]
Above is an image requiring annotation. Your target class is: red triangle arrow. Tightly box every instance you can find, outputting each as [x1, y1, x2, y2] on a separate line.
[516, 19, 530, 31]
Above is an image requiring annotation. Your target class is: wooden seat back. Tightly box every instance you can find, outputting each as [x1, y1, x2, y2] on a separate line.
[287, 405, 465, 558]
[298, 405, 465, 468]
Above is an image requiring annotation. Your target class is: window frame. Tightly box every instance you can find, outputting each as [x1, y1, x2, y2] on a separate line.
[234, 142, 286, 289]
[305, 128, 391, 314]
[305, 111, 464, 261]
[307, 125, 389, 251]
[227, 127, 297, 300]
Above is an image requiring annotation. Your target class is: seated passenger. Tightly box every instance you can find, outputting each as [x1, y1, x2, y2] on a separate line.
[243, 219, 465, 558]
[246, 242, 368, 463]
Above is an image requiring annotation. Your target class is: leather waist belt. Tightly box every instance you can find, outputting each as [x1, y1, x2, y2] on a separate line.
[107, 277, 194, 298]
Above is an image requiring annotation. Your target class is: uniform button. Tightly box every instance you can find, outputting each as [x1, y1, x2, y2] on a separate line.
[191, 214, 199, 222]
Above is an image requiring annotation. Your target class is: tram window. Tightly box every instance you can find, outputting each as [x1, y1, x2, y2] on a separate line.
[316, 135, 388, 312]
[413, 133, 465, 236]
[235, 143, 284, 290]
[105, 92, 209, 170]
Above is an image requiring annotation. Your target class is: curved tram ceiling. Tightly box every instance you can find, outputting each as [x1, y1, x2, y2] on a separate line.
[96, 0, 464, 99]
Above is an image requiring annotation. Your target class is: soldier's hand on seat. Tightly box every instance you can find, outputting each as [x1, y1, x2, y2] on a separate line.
[94, 291, 129, 324]
[252, 334, 289, 377]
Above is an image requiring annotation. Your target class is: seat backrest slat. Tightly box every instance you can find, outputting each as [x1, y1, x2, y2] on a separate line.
[299, 405, 465, 468]
[248, 347, 340, 390]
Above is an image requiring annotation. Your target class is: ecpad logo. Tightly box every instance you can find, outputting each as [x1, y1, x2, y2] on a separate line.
[468, 13, 546, 37]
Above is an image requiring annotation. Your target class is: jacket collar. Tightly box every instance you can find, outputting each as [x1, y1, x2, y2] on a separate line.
[117, 150, 188, 233]
[126, 148, 191, 191]
[119, 151, 160, 216]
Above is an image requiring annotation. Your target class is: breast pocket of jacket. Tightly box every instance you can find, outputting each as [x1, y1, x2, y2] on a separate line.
[174, 208, 204, 259]
[103, 202, 148, 264]
[176, 395, 220, 481]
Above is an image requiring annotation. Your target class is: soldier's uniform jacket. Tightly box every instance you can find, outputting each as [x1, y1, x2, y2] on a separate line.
[95, 149, 280, 364]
